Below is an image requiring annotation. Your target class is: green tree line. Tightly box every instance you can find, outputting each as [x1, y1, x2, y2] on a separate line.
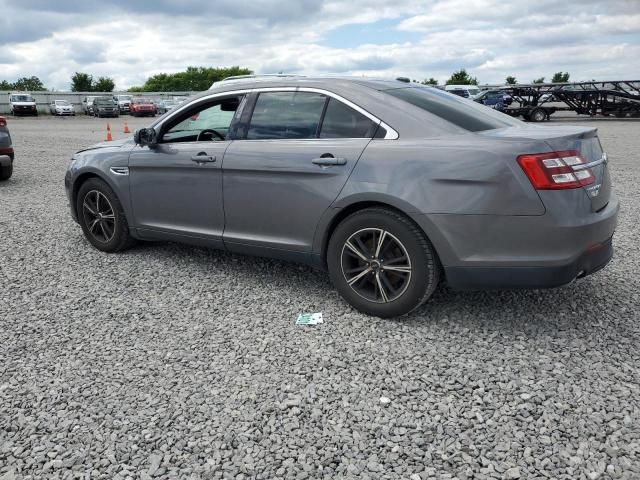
[127, 66, 253, 92]
[0, 76, 47, 91]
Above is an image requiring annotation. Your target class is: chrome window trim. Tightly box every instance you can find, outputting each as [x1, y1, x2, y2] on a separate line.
[154, 87, 399, 140]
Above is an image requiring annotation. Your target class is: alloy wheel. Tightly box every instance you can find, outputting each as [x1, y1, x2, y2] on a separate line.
[340, 228, 412, 303]
[82, 190, 116, 243]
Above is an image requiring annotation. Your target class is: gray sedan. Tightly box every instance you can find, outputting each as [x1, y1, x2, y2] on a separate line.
[64, 76, 618, 317]
[50, 100, 75, 116]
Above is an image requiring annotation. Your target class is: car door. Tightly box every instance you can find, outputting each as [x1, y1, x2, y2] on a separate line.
[127, 94, 244, 248]
[222, 89, 380, 257]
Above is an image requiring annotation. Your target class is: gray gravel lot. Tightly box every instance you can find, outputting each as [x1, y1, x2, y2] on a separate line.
[1, 115, 639, 480]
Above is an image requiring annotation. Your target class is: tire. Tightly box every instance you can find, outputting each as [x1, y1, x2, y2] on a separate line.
[327, 208, 440, 318]
[530, 108, 546, 122]
[0, 162, 13, 181]
[76, 178, 136, 252]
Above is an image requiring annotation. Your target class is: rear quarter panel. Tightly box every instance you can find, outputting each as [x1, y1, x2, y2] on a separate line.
[337, 136, 547, 216]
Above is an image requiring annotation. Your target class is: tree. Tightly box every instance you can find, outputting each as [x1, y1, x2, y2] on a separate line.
[532, 77, 545, 84]
[71, 72, 94, 92]
[505, 76, 517, 85]
[421, 77, 439, 86]
[0, 80, 12, 90]
[130, 66, 253, 92]
[12, 76, 46, 91]
[445, 69, 478, 85]
[94, 76, 115, 92]
[551, 71, 570, 83]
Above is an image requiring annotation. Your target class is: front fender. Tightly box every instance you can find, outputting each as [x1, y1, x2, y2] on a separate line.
[68, 148, 133, 223]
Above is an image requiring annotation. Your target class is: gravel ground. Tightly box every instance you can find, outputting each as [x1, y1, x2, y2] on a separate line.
[1, 115, 639, 480]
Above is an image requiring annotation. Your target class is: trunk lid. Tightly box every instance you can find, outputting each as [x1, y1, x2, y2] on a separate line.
[481, 125, 610, 211]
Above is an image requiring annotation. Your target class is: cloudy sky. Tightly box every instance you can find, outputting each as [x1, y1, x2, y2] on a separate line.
[1, 0, 639, 90]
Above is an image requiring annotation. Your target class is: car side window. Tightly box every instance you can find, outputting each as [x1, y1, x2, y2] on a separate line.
[246, 92, 326, 140]
[319, 98, 377, 138]
[161, 96, 242, 143]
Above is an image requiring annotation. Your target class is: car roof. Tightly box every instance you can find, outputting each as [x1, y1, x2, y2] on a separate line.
[204, 76, 409, 97]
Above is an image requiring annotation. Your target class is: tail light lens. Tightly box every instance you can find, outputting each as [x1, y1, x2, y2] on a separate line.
[517, 150, 595, 190]
[0, 117, 6, 127]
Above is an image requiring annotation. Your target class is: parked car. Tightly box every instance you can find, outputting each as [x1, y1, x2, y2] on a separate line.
[445, 84, 481, 98]
[0, 116, 14, 180]
[114, 94, 133, 114]
[65, 77, 618, 317]
[9, 93, 38, 116]
[156, 99, 179, 114]
[130, 98, 157, 117]
[473, 90, 512, 110]
[82, 96, 99, 115]
[49, 100, 75, 116]
[93, 96, 120, 118]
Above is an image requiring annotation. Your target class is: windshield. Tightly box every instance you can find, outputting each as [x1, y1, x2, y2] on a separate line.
[118, 95, 132, 101]
[11, 95, 34, 102]
[95, 97, 116, 105]
[385, 86, 521, 132]
[55, 100, 70, 106]
[468, 88, 480, 96]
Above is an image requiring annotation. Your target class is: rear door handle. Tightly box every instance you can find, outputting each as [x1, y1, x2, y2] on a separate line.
[311, 156, 347, 166]
[191, 153, 216, 163]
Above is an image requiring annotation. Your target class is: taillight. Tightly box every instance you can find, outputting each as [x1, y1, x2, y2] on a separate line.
[0, 117, 6, 127]
[517, 150, 595, 190]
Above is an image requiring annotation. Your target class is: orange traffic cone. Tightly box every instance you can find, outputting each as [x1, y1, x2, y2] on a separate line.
[106, 123, 113, 141]
[123, 121, 130, 134]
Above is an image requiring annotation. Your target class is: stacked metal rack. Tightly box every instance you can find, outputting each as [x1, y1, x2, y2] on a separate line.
[474, 80, 640, 121]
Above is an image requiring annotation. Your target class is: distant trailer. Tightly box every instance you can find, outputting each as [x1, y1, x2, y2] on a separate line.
[474, 80, 640, 121]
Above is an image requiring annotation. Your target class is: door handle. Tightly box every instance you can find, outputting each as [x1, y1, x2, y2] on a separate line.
[191, 153, 216, 163]
[311, 156, 347, 166]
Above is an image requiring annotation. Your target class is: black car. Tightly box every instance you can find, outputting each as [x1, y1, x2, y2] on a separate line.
[93, 97, 120, 118]
[0, 116, 14, 180]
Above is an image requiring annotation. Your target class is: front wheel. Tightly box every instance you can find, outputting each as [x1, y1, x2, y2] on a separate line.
[76, 178, 135, 252]
[327, 208, 440, 318]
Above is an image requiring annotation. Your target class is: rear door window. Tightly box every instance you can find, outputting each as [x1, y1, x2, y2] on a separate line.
[246, 92, 326, 140]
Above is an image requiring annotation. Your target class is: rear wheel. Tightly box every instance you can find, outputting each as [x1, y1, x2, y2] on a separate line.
[327, 208, 440, 318]
[76, 178, 135, 252]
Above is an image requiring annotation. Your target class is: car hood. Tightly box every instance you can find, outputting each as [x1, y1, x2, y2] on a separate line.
[76, 138, 134, 154]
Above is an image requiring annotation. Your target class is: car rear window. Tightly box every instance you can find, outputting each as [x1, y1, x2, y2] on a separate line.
[320, 98, 377, 138]
[385, 86, 521, 132]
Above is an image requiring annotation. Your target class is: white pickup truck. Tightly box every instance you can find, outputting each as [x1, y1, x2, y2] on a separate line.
[114, 94, 133, 114]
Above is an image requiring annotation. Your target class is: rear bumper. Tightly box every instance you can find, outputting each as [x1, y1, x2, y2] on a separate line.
[412, 193, 619, 290]
[445, 237, 613, 290]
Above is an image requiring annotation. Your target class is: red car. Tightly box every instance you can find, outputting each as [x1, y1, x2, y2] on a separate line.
[0, 116, 14, 180]
[130, 98, 157, 117]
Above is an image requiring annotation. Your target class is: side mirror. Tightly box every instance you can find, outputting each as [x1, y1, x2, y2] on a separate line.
[134, 128, 157, 146]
